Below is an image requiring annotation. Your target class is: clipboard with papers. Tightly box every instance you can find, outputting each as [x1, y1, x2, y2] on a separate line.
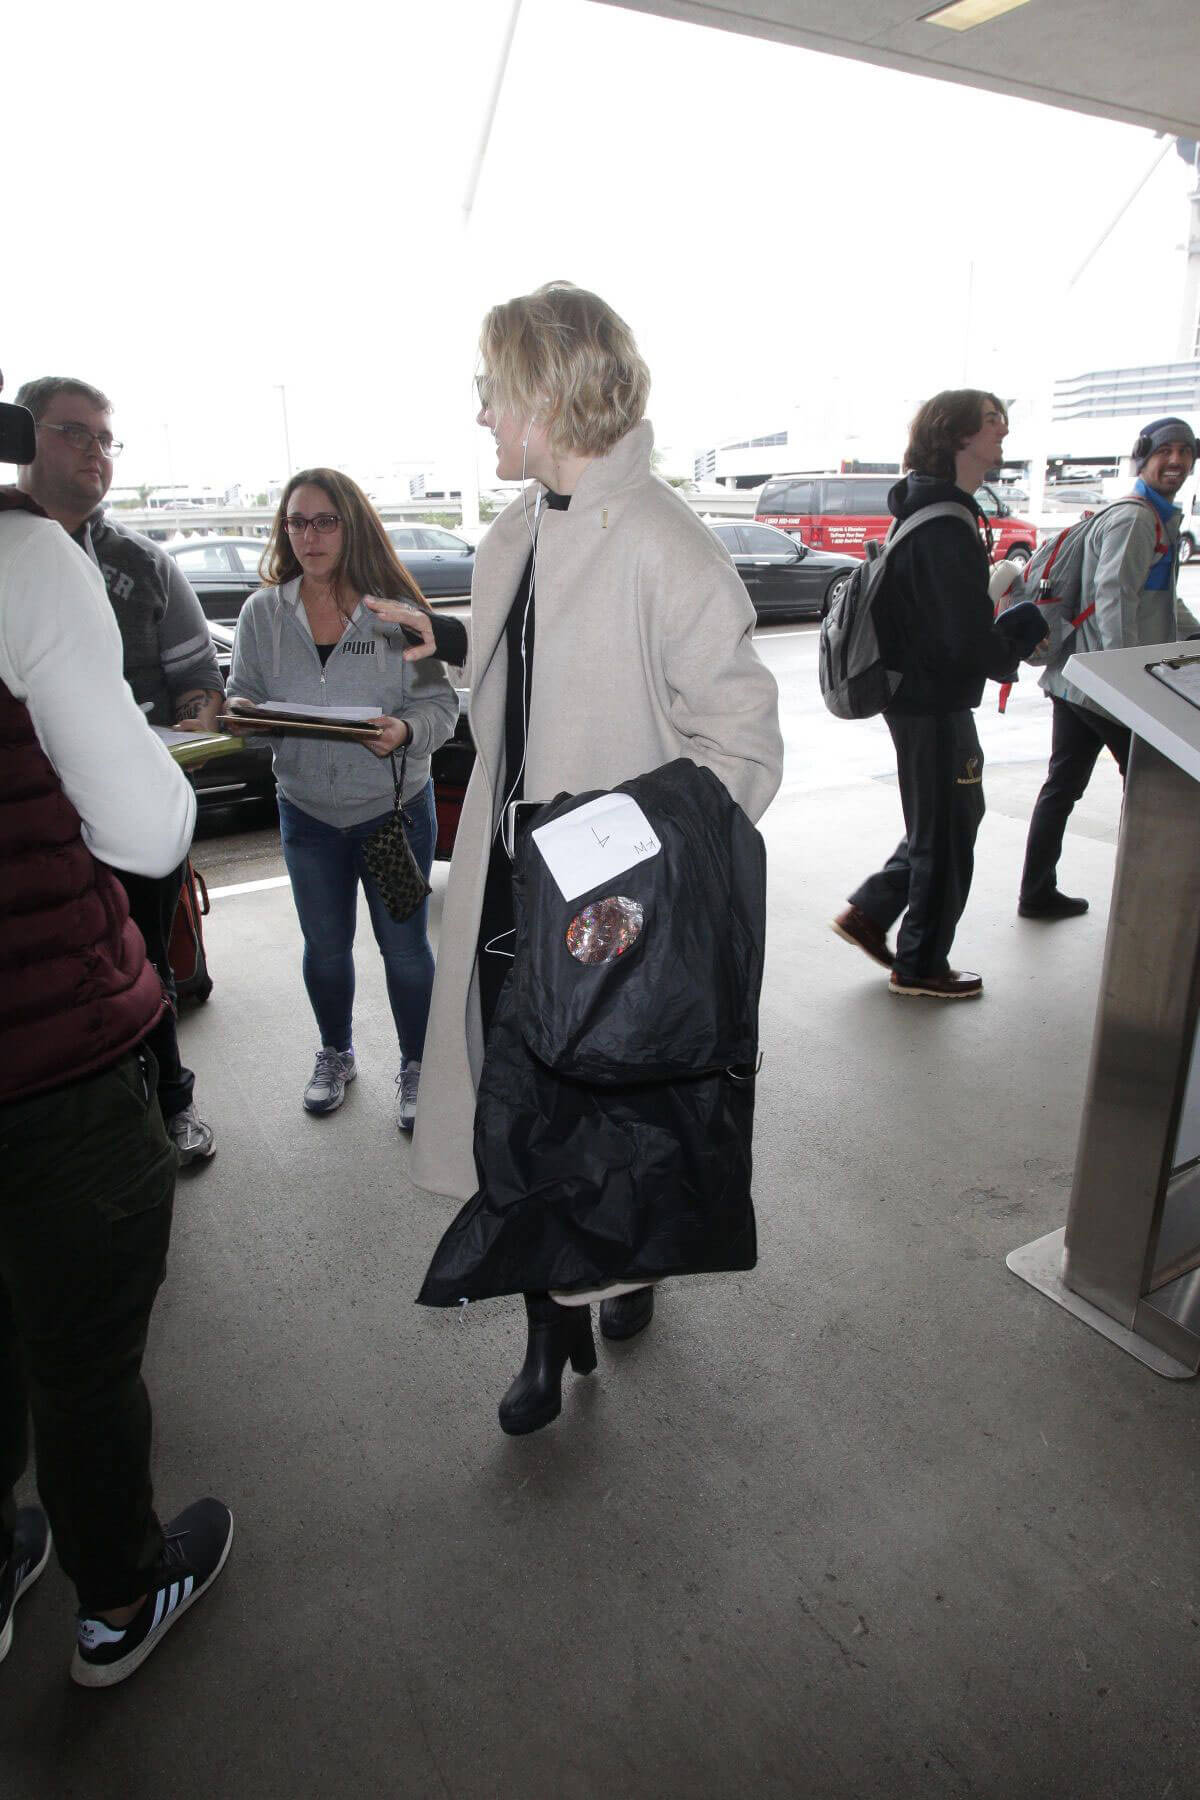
[152, 724, 249, 772]
[1146, 653, 1200, 714]
[217, 700, 384, 742]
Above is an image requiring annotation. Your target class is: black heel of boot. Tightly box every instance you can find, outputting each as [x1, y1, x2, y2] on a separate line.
[569, 1309, 597, 1374]
[498, 1295, 596, 1436]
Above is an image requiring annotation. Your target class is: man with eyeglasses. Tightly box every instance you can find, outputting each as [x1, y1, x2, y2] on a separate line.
[15, 375, 220, 1166]
[0, 369, 233, 1686]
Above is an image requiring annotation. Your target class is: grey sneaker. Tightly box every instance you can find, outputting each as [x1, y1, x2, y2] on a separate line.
[304, 1047, 357, 1115]
[167, 1102, 216, 1165]
[395, 1060, 421, 1133]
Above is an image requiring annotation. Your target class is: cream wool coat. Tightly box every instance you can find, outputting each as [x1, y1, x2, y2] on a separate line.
[411, 422, 784, 1202]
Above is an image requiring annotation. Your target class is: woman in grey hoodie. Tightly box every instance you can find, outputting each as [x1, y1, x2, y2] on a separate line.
[228, 469, 459, 1130]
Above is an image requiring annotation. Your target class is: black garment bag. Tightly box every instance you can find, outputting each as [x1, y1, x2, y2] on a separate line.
[418, 759, 767, 1306]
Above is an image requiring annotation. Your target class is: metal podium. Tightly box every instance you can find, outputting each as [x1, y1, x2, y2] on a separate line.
[1008, 641, 1200, 1378]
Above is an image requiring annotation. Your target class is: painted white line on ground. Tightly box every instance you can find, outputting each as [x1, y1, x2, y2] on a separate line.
[207, 875, 292, 900]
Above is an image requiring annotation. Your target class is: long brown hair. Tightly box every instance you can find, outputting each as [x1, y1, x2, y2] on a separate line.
[263, 467, 430, 612]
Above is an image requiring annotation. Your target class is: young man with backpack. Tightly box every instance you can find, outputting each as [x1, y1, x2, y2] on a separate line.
[831, 390, 1047, 999]
[1017, 416, 1200, 919]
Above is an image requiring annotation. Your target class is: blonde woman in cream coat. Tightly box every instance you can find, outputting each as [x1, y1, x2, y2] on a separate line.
[371, 282, 783, 1435]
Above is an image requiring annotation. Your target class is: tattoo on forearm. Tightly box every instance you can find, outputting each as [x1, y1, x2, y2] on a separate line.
[174, 690, 215, 723]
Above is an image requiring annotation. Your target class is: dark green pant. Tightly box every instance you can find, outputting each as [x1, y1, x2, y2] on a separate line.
[0, 1048, 175, 1612]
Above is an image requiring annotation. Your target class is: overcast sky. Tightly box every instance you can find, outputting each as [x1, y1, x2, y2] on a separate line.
[5, 0, 1194, 490]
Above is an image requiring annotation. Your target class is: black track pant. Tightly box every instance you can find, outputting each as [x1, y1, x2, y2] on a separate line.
[1020, 697, 1130, 904]
[850, 710, 986, 981]
[0, 1048, 172, 1612]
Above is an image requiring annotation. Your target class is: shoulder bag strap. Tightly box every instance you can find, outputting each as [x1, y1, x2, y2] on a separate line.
[388, 745, 411, 819]
[882, 501, 980, 561]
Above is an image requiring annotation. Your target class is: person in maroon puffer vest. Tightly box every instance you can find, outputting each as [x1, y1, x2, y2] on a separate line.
[0, 448, 232, 1688]
[16, 372, 222, 1166]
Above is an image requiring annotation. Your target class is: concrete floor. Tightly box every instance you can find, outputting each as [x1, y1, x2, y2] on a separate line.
[3, 694, 1198, 1799]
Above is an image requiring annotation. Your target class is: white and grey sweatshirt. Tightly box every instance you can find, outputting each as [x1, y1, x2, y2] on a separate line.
[0, 513, 196, 877]
[228, 578, 459, 827]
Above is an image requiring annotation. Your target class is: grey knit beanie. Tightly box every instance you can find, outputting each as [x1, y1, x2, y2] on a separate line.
[1132, 416, 1197, 471]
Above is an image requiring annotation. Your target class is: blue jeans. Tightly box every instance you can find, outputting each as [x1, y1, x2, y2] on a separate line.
[277, 782, 436, 1062]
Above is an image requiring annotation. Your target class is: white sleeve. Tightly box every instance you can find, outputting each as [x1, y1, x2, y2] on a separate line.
[0, 519, 196, 877]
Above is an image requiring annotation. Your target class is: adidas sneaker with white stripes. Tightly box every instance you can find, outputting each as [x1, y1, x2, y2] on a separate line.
[0, 1508, 52, 1663]
[71, 1497, 233, 1688]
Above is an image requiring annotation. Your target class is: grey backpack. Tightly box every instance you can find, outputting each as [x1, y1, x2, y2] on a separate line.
[818, 502, 979, 719]
[994, 495, 1169, 668]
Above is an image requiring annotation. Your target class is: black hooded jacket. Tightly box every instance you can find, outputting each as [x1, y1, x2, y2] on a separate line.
[877, 474, 1026, 715]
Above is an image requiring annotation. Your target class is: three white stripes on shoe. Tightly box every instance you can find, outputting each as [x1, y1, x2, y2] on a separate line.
[78, 1575, 193, 1648]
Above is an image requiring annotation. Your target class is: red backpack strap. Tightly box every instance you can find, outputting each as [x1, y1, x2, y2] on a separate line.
[1057, 498, 1163, 630]
[1105, 495, 1171, 557]
[1129, 495, 1170, 557]
[1039, 527, 1071, 583]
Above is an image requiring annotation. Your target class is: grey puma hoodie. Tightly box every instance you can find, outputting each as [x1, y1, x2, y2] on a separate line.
[228, 578, 459, 826]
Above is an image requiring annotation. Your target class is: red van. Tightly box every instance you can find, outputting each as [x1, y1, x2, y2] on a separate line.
[755, 473, 1037, 565]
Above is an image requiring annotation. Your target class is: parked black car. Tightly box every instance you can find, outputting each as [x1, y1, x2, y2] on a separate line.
[179, 622, 474, 859]
[167, 537, 267, 624]
[169, 527, 474, 621]
[708, 521, 855, 620]
[385, 525, 475, 597]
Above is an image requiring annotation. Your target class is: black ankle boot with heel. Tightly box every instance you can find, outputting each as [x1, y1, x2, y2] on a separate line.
[498, 1293, 597, 1436]
[599, 1286, 654, 1340]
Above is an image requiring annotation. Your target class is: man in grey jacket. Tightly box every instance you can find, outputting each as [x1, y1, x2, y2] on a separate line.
[1019, 416, 1200, 919]
[16, 374, 221, 1162]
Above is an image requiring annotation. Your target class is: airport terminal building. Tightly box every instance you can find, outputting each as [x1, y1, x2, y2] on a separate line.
[690, 358, 1200, 491]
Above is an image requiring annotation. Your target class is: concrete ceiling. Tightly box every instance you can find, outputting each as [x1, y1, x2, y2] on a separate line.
[593, 0, 1200, 139]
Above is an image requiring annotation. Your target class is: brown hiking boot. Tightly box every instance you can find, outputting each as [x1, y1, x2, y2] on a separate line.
[889, 968, 983, 1000]
[831, 906, 894, 970]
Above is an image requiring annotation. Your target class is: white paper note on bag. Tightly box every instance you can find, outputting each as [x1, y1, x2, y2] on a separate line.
[532, 794, 661, 902]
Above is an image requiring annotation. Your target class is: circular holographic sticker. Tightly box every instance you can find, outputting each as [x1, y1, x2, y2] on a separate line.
[565, 896, 644, 965]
